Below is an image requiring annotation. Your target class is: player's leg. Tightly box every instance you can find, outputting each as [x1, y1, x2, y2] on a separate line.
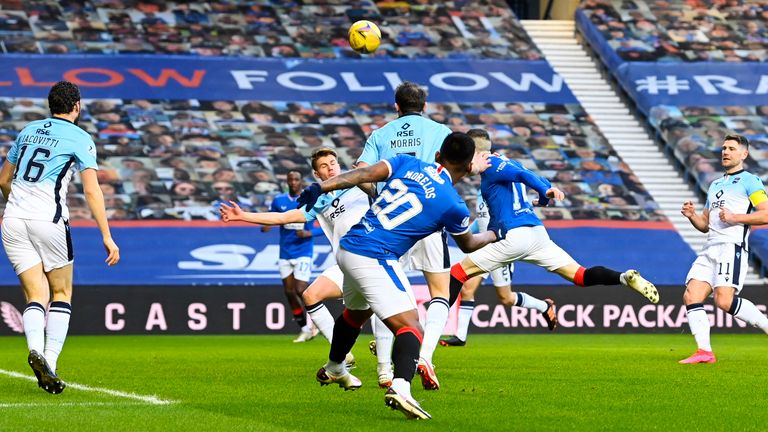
[440, 274, 482, 347]
[496, 264, 557, 331]
[414, 232, 451, 378]
[523, 227, 659, 304]
[1, 218, 48, 357]
[382, 310, 431, 420]
[278, 260, 305, 329]
[712, 245, 768, 334]
[302, 265, 343, 344]
[371, 314, 394, 388]
[43, 263, 73, 375]
[679, 279, 715, 363]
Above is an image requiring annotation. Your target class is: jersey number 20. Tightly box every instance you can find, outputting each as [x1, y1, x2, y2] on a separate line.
[372, 179, 423, 230]
[13, 146, 50, 182]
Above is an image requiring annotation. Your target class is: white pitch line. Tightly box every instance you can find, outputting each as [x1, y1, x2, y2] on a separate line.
[0, 369, 176, 405]
[0, 402, 143, 408]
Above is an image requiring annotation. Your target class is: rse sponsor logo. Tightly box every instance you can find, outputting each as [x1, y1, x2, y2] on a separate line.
[711, 200, 727, 209]
[327, 203, 346, 220]
[35, 128, 50, 136]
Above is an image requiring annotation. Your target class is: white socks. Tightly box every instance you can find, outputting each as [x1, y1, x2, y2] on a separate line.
[513, 292, 548, 313]
[372, 315, 393, 370]
[306, 302, 335, 343]
[456, 300, 475, 341]
[730, 296, 768, 334]
[419, 297, 449, 365]
[22, 302, 45, 354]
[685, 303, 712, 352]
[44, 302, 71, 373]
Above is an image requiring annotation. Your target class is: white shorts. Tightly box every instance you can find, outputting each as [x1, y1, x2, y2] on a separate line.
[337, 247, 417, 320]
[686, 243, 748, 294]
[486, 263, 514, 287]
[318, 264, 344, 295]
[403, 231, 449, 273]
[469, 225, 574, 274]
[278, 257, 312, 282]
[1, 217, 73, 275]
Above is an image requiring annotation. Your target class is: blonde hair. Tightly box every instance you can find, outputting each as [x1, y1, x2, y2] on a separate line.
[467, 128, 491, 152]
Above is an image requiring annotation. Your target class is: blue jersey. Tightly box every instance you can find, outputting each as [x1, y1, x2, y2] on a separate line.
[481, 155, 552, 237]
[358, 112, 451, 169]
[269, 193, 313, 259]
[5, 117, 98, 223]
[341, 155, 470, 260]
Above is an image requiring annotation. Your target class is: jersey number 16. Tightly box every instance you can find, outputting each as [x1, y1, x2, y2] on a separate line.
[13, 146, 49, 182]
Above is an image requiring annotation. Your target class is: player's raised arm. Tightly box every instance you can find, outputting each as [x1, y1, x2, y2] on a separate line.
[681, 200, 709, 233]
[220, 201, 307, 225]
[451, 230, 497, 253]
[489, 158, 561, 206]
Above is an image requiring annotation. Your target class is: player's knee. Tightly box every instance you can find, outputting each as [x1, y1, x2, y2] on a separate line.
[713, 292, 733, 311]
[302, 289, 319, 305]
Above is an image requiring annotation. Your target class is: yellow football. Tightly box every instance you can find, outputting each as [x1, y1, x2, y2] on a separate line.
[348, 20, 381, 54]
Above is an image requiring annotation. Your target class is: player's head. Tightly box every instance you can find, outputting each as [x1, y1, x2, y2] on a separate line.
[394, 81, 426, 115]
[310, 147, 340, 181]
[467, 128, 492, 152]
[722, 134, 749, 171]
[436, 132, 475, 184]
[286, 170, 303, 195]
[48, 81, 81, 124]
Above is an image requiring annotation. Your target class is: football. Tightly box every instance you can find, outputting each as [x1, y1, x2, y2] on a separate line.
[348, 20, 381, 54]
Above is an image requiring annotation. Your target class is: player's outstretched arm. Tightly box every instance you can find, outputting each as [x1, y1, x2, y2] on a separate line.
[0, 160, 14, 200]
[451, 230, 497, 253]
[220, 201, 307, 226]
[681, 200, 709, 232]
[81, 168, 120, 266]
[493, 162, 556, 205]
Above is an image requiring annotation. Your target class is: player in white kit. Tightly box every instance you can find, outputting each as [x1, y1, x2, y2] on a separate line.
[220, 147, 370, 361]
[680, 134, 768, 364]
[0, 81, 120, 394]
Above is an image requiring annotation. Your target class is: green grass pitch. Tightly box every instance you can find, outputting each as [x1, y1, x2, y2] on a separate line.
[0, 334, 766, 431]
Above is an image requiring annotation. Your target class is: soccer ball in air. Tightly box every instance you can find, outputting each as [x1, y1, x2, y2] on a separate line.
[348, 20, 381, 54]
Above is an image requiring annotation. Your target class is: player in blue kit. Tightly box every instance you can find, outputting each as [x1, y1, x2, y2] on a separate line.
[299, 132, 496, 420]
[679, 134, 768, 364]
[355, 81, 458, 389]
[0, 81, 120, 394]
[265, 170, 317, 342]
[426, 129, 660, 389]
[440, 129, 555, 348]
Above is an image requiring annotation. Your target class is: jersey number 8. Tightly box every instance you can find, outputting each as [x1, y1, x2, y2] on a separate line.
[372, 179, 423, 230]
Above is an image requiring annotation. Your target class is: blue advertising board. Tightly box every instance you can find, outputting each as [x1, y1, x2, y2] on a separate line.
[0, 55, 577, 104]
[0, 223, 695, 287]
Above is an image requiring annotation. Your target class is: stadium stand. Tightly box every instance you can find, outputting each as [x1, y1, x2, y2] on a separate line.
[0, 0, 542, 60]
[0, 96, 666, 222]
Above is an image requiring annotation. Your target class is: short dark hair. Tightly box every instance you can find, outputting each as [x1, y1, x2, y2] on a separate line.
[48, 81, 81, 115]
[395, 81, 426, 113]
[440, 132, 475, 165]
[310, 147, 337, 171]
[724, 134, 749, 149]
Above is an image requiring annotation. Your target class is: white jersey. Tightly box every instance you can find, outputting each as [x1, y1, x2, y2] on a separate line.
[301, 186, 370, 252]
[5, 118, 97, 223]
[475, 190, 490, 232]
[704, 169, 767, 251]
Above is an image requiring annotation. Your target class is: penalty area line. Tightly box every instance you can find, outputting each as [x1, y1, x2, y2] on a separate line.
[0, 368, 176, 405]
